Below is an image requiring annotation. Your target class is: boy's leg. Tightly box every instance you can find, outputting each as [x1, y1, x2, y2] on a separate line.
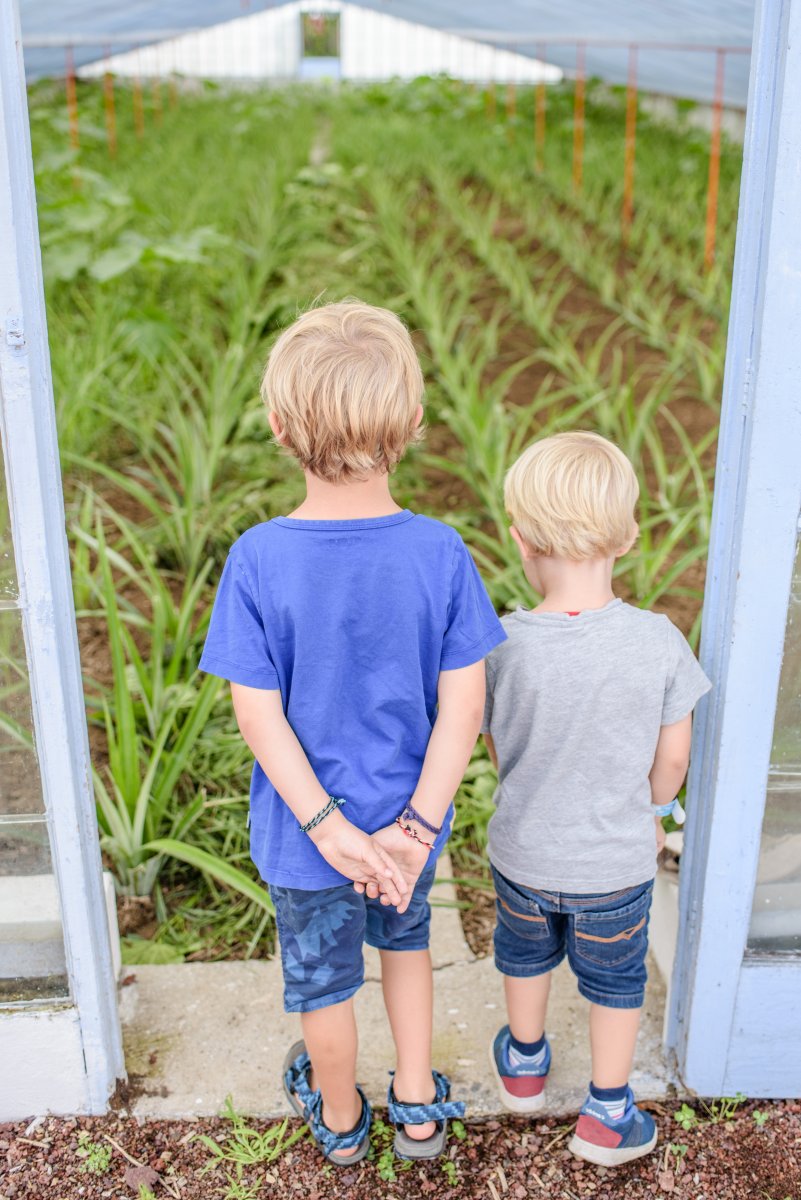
[302, 998, 363, 1144]
[589, 1003, 640, 1088]
[504, 971, 552, 1043]
[380, 947, 436, 1141]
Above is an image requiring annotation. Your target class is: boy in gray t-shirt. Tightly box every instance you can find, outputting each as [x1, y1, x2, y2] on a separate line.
[483, 432, 710, 1168]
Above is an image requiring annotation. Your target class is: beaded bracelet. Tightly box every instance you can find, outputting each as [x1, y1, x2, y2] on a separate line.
[299, 795, 346, 834]
[395, 816, 435, 850]
[400, 802, 442, 837]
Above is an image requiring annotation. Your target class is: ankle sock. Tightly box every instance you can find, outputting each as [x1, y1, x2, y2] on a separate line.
[589, 1081, 629, 1121]
[508, 1030, 547, 1068]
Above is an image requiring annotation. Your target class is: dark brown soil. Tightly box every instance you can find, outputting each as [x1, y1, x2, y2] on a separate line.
[2, 1102, 799, 1199]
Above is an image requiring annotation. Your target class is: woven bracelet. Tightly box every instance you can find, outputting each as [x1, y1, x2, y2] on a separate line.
[395, 816, 435, 850]
[300, 795, 345, 835]
[400, 802, 442, 837]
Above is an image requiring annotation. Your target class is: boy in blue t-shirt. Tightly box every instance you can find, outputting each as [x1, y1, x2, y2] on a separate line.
[200, 301, 505, 1165]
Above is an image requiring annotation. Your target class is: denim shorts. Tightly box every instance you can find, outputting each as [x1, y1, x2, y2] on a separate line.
[269, 860, 438, 1014]
[491, 865, 654, 1009]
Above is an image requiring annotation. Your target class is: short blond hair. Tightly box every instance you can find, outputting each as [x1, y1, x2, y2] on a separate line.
[505, 431, 639, 560]
[261, 301, 424, 482]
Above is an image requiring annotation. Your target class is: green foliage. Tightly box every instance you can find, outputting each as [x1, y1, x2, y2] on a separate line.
[753, 1110, 769, 1127]
[368, 1117, 412, 1182]
[674, 1102, 700, 1131]
[440, 1157, 459, 1186]
[707, 1092, 746, 1123]
[75, 1131, 112, 1174]
[195, 1095, 306, 1198]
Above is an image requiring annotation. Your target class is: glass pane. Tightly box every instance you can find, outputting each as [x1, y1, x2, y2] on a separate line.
[748, 532, 801, 952]
[0, 448, 18, 600]
[0, 607, 44, 815]
[0, 819, 69, 1002]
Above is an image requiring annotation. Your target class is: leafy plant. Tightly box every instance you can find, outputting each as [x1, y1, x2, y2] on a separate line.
[76, 1131, 112, 1174]
[674, 1102, 700, 1131]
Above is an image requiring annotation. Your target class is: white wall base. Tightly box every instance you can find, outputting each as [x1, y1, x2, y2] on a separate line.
[0, 1006, 93, 1119]
[649, 840, 682, 1041]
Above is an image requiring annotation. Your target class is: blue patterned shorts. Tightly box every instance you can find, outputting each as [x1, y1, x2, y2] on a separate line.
[269, 860, 438, 1013]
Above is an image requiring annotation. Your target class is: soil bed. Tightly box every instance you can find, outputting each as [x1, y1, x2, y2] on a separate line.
[2, 1102, 798, 1200]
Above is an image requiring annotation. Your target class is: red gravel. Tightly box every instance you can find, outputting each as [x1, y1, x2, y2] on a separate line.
[2, 1101, 799, 1200]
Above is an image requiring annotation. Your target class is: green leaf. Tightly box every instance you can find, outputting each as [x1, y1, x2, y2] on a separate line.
[144, 839, 274, 913]
[121, 935, 185, 965]
[90, 235, 148, 282]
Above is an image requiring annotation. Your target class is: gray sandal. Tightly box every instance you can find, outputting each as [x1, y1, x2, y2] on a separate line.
[282, 1039, 372, 1166]
[387, 1070, 465, 1160]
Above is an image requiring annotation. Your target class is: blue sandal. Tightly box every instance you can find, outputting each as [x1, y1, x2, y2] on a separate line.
[387, 1069, 465, 1160]
[282, 1040, 372, 1165]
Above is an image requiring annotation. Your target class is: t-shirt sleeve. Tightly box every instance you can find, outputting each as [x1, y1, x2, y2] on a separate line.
[440, 538, 507, 671]
[480, 655, 496, 734]
[662, 620, 711, 725]
[198, 553, 280, 690]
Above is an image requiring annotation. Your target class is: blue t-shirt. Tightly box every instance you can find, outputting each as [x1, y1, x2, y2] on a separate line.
[199, 510, 507, 888]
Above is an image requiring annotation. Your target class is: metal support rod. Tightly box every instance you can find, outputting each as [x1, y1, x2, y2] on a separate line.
[621, 45, 638, 241]
[704, 49, 727, 270]
[572, 42, 586, 193]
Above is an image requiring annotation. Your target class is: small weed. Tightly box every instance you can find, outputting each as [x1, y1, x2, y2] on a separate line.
[673, 1103, 699, 1132]
[668, 1142, 689, 1160]
[75, 1131, 112, 1175]
[195, 1095, 306, 1197]
[707, 1092, 746, 1123]
[451, 1119, 467, 1141]
[138, 1187, 157, 1200]
[368, 1117, 412, 1183]
[753, 1110, 769, 1127]
[440, 1157, 459, 1187]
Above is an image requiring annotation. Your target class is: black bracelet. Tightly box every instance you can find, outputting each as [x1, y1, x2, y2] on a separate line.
[400, 802, 442, 837]
[299, 796, 345, 834]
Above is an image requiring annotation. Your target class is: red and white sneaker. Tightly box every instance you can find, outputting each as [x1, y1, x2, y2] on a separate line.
[489, 1025, 551, 1113]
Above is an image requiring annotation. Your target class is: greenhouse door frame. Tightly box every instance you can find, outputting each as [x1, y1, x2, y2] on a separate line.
[667, 0, 801, 1096]
[0, 3, 123, 1116]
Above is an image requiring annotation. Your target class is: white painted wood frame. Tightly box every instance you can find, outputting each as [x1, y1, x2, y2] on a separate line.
[668, 0, 801, 1096]
[0, 0, 123, 1115]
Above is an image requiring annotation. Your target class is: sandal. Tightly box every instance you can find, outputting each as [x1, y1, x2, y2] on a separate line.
[387, 1069, 465, 1160]
[282, 1039, 372, 1166]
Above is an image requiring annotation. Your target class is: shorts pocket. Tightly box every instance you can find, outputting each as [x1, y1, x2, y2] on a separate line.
[572, 887, 652, 968]
[492, 869, 551, 942]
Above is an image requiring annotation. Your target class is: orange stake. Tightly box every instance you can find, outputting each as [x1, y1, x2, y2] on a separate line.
[572, 43, 586, 193]
[153, 75, 163, 126]
[133, 50, 145, 139]
[506, 81, 516, 131]
[486, 80, 497, 121]
[535, 43, 547, 173]
[103, 51, 117, 159]
[65, 46, 80, 154]
[621, 45, 638, 241]
[704, 49, 726, 271]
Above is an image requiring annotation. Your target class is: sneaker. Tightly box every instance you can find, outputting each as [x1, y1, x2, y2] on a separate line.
[489, 1025, 551, 1113]
[569, 1087, 657, 1166]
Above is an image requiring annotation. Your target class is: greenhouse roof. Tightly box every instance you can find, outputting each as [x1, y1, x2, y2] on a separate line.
[20, 0, 754, 104]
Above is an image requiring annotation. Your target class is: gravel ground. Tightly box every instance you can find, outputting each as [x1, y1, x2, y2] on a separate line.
[2, 1101, 799, 1200]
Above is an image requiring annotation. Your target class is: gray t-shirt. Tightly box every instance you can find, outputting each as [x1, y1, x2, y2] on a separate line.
[482, 599, 711, 893]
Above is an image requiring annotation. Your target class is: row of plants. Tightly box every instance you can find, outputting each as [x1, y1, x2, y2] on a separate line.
[24, 74, 739, 956]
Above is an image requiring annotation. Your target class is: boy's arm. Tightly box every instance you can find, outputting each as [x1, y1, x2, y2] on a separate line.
[365, 661, 486, 910]
[230, 684, 408, 905]
[649, 714, 692, 853]
[483, 733, 498, 769]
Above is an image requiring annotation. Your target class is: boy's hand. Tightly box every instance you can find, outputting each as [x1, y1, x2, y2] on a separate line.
[655, 815, 666, 856]
[310, 811, 408, 906]
[353, 822, 431, 914]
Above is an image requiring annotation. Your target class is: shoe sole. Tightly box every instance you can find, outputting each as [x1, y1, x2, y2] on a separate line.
[487, 1041, 547, 1114]
[568, 1128, 658, 1167]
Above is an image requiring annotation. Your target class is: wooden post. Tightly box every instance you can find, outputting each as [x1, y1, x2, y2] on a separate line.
[133, 49, 145, 139]
[152, 76, 163, 127]
[103, 50, 117, 159]
[621, 45, 638, 241]
[572, 42, 586, 193]
[704, 49, 727, 270]
[535, 43, 547, 173]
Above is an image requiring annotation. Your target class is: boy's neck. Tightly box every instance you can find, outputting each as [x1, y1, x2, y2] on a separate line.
[288, 470, 403, 521]
[529, 555, 617, 614]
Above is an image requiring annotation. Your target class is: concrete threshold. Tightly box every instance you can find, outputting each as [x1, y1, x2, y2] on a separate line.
[119, 857, 675, 1119]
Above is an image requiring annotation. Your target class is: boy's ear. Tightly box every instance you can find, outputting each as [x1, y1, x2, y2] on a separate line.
[412, 404, 424, 430]
[268, 411, 287, 444]
[509, 525, 534, 560]
[615, 522, 640, 559]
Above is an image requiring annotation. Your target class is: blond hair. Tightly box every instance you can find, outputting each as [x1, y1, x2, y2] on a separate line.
[261, 301, 424, 482]
[504, 431, 639, 560]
